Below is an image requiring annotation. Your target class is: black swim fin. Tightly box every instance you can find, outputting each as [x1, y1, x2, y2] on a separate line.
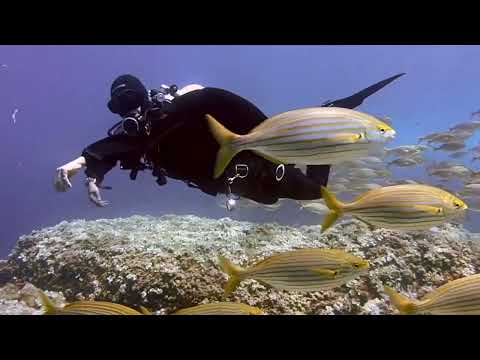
[321, 73, 406, 109]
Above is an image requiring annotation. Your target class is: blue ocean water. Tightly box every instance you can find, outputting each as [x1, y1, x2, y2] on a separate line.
[1, 45, 480, 258]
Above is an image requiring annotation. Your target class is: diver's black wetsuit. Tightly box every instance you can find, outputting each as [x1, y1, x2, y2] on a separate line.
[82, 73, 405, 205]
[82, 88, 328, 204]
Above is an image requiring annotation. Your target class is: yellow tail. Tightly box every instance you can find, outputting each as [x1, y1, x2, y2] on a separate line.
[218, 256, 246, 296]
[320, 186, 345, 232]
[37, 290, 58, 315]
[384, 286, 418, 315]
[205, 114, 242, 179]
[139, 306, 152, 315]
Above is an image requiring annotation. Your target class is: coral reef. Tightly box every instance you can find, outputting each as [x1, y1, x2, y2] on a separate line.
[0, 260, 13, 286]
[0, 282, 64, 315]
[2, 215, 480, 315]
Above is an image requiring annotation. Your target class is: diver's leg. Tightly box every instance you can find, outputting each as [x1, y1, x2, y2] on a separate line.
[274, 166, 324, 201]
[224, 153, 327, 203]
[223, 152, 279, 205]
[321, 73, 406, 109]
[306, 165, 330, 187]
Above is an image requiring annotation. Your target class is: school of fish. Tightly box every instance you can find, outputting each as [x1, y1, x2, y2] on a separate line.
[37, 106, 480, 315]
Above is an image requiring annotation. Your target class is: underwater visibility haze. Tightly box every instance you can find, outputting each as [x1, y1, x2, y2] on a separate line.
[2, 45, 480, 315]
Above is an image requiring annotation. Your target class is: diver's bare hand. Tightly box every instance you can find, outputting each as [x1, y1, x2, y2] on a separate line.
[54, 157, 86, 192]
[86, 178, 109, 207]
[54, 167, 72, 192]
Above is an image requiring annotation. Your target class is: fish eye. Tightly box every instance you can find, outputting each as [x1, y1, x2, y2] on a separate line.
[454, 202, 461, 208]
[352, 263, 360, 268]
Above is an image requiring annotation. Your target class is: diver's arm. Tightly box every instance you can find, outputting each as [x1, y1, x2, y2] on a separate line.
[54, 154, 112, 207]
[55, 135, 138, 207]
[162, 84, 205, 102]
[54, 156, 86, 192]
[177, 84, 205, 96]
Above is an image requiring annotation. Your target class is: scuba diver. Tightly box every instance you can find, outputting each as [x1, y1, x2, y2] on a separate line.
[54, 73, 405, 210]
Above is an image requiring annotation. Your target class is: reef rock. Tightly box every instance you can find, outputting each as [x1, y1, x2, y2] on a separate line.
[4, 215, 480, 315]
[0, 260, 13, 286]
[0, 282, 65, 315]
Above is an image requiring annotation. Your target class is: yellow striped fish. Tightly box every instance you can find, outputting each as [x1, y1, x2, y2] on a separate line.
[206, 107, 396, 179]
[218, 248, 369, 296]
[38, 290, 143, 315]
[172, 302, 265, 315]
[384, 274, 480, 315]
[320, 184, 467, 232]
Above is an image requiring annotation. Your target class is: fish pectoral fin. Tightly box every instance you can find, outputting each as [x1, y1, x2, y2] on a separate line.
[413, 205, 443, 215]
[310, 268, 338, 279]
[324, 132, 364, 145]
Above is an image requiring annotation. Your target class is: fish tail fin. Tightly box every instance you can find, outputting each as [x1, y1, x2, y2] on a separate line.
[320, 186, 345, 232]
[139, 306, 152, 315]
[205, 114, 241, 179]
[384, 286, 418, 315]
[218, 255, 245, 296]
[37, 290, 58, 315]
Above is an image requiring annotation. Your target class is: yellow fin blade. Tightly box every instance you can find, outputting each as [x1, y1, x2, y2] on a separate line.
[218, 256, 246, 297]
[139, 306, 152, 315]
[320, 186, 344, 232]
[37, 290, 58, 315]
[321, 212, 340, 233]
[384, 286, 418, 315]
[205, 114, 242, 179]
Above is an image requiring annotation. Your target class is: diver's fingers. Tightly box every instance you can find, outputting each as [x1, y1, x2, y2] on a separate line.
[54, 169, 64, 191]
[55, 168, 70, 192]
[58, 168, 72, 189]
[54, 177, 65, 192]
